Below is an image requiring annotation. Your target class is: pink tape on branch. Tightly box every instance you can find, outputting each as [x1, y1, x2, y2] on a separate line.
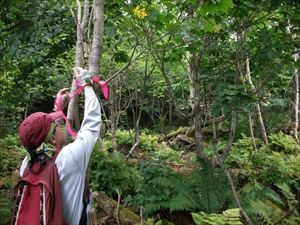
[55, 91, 77, 139]
[55, 76, 108, 139]
[92, 76, 109, 100]
[69, 79, 84, 98]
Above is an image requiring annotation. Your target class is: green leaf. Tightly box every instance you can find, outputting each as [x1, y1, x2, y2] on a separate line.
[199, 0, 234, 16]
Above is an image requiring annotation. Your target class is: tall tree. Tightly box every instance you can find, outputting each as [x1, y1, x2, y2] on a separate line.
[67, 0, 104, 136]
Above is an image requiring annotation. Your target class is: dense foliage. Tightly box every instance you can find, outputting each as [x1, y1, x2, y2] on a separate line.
[1, 0, 300, 224]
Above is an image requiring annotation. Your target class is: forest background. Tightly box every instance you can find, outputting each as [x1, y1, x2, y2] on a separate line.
[0, 0, 300, 224]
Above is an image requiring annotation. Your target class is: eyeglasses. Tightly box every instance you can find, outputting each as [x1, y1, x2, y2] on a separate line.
[55, 119, 65, 127]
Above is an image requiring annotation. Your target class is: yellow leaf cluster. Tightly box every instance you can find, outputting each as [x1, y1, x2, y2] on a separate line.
[133, 6, 147, 19]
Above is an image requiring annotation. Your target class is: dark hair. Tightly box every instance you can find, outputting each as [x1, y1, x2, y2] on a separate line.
[26, 146, 48, 174]
[26, 146, 37, 163]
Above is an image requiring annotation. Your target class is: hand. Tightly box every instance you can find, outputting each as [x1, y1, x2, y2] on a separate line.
[54, 88, 70, 111]
[73, 67, 92, 86]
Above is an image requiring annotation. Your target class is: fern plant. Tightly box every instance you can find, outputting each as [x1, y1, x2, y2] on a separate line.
[269, 132, 299, 153]
[90, 151, 140, 197]
[128, 162, 197, 216]
[190, 159, 233, 213]
[192, 208, 243, 225]
[240, 180, 300, 225]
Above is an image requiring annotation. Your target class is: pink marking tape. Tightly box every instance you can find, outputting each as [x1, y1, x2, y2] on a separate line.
[55, 76, 108, 138]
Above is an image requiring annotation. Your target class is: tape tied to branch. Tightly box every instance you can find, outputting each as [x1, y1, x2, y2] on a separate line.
[55, 76, 108, 138]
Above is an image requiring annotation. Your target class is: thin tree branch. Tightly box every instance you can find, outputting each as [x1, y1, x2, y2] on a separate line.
[220, 110, 238, 162]
[105, 43, 143, 83]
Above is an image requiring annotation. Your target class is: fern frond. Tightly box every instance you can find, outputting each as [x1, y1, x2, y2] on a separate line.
[275, 183, 298, 210]
[170, 193, 195, 212]
[190, 162, 232, 213]
[250, 199, 285, 225]
[281, 216, 300, 225]
[192, 209, 243, 225]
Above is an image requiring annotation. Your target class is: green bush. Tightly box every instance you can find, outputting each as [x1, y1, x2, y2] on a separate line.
[0, 135, 25, 188]
[127, 162, 197, 216]
[0, 135, 25, 224]
[0, 134, 21, 149]
[103, 130, 161, 152]
[269, 132, 299, 153]
[190, 160, 233, 213]
[225, 134, 260, 167]
[90, 151, 140, 197]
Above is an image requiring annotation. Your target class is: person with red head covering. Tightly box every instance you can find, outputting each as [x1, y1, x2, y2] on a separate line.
[16, 67, 101, 225]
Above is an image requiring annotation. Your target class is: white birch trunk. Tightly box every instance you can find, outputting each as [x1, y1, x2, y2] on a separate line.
[246, 57, 268, 144]
[67, 0, 90, 131]
[288, 18, 299, 141]
[294, 54, 299, 141]
[287, 18, 299, 141]
[186, 51, 196, 110]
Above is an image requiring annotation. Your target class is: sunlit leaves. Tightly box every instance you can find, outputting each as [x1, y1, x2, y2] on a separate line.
[198, 0, 234, 16]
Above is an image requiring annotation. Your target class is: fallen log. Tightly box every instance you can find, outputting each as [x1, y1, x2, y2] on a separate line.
[160, 127, 230, 142]
[159, 116, 227, 142]
[159, 127, 191, 141]
[204, 115, 225, 125]
[201, 128, 231, 134]
[93, 191, 143, 225]
[176, 134, 194, 144]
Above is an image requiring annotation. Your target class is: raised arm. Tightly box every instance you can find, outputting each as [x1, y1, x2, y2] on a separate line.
[57, 67, 101, 173]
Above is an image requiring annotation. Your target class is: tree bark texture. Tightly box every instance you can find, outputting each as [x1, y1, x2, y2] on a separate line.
[245, 57, 268, 144]
[189, 54, 203, 157]
[88, 0, 104, 74]
[294, 57, 299, 141]
[67, 0, 90, 132]
[288, 18, 299, 141]
[248, 112, 258, 151]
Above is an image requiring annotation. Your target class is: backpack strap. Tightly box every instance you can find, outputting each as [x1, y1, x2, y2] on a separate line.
[12, 148, 67, 225]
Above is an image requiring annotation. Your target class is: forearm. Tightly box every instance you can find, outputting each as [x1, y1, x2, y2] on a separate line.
[79, 86, 101, 135]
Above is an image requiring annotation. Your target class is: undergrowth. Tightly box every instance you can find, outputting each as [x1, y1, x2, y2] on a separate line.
[0, 130, 299, 225]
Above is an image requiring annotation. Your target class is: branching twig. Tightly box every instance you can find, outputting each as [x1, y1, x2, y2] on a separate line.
[126, 140, 140, 159]
[212, 121, 254, 225]
[116, 189, 121, 225]
[220, 110, 238, 162]
[105, 43, 142, 83]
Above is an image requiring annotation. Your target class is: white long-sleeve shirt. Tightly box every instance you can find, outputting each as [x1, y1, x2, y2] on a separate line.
[20, 86, 101, 225]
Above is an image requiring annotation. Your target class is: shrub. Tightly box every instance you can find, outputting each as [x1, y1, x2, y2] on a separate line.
[128, 162, 197, 216]
[269, 132, 299, 153]
[90, 151, 140, 197]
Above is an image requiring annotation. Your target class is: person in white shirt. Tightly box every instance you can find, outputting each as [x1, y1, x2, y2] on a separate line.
[18, 67, 101, 225]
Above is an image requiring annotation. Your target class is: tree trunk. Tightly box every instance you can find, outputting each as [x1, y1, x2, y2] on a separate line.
[294, 55, 299, 141]
[288, 18, 299, 141]
[212, 121, 254, 225]
[245, 57, 268, 144]
[248, 112, 257, 151]
[88, 0, 104, 74]
[189, 54, 203, 157]
[67, 0, 90, 133]
[67, 0, 104, 138]
[186, 51, 195, 111]
[110, 83, 118, 152]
